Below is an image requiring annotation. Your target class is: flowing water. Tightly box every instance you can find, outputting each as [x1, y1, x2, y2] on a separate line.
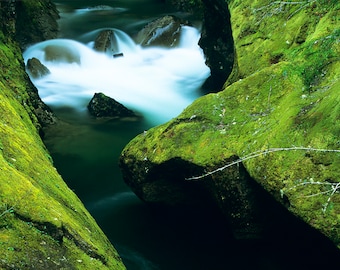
[23, 0, 340, 269]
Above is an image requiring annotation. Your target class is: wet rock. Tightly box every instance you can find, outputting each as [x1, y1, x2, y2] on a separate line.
[26, 57, 50, 78]
[44, 44, 81, 64]
[93, 29, 120, 55]
[136, 15, 187, 47]
[87, 92, 137, 118]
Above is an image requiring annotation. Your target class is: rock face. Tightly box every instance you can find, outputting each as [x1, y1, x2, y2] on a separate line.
[14, 0, 59, 49]
[199, 0, 236, 91]
[136, 15, 185, 47]
[88, 92, 136, 118]
[120, 0, 340, 250]
[26, 57, 51, 78]
[0, 1, 126, 269]
[0, 1, 57, 130]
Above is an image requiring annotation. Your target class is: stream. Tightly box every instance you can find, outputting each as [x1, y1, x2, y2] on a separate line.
[23, 0, 340, 269]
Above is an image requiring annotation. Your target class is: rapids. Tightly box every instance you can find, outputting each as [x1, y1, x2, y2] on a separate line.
[23, 26, 210, 125]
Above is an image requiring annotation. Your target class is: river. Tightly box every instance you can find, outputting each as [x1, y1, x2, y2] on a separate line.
[23, 0, 339, 269]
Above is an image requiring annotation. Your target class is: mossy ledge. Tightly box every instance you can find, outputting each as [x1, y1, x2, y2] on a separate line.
[0, 1, 125, 269]
[120, 0, 340, 249]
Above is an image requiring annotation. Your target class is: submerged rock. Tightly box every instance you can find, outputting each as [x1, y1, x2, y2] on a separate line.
[26, 57, 50, 78]
[44, 44, 81, 63]
[88, 92, 137, 118]
[136, 15, 187, 47]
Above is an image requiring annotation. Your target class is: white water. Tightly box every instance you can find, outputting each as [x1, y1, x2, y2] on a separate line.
[23, 26, 210, 125]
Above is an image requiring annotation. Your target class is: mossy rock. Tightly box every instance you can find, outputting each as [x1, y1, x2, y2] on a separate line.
[0, 48, 126, 270]
[0, 1, 126, 269]
[120, 0, 340, 248]
[0, 39, 126, 270]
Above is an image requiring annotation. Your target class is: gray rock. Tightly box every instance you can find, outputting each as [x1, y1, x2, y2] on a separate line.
[94, 30, 118, 55]
[136, 15, 187, 47]
[87, 92, 137, 118]
[26, 57, 50, 79]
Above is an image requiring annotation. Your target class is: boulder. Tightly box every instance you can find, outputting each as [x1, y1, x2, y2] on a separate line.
[87, 92, 137, 118]
[120, 0, 340, 250]
[136, 15, 187, 47]
[93, 29, 120, 56]
[26, 57, 50, 79]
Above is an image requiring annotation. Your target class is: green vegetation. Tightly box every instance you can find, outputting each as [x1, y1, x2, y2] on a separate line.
[0, 1, 125, 269]
[121, 0, 340, 248]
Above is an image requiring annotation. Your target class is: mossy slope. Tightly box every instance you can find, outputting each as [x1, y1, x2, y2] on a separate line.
[0, 1, 126, 269]
[121, 0, 340, 248]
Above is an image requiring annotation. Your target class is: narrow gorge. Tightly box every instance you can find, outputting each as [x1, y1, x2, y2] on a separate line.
[1, 0, 340, 269]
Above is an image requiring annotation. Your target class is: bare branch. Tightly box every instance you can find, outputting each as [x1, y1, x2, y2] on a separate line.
[0, 205, 14, 219]
[186, 146, 340, 180]
[252, 0, 317, 24]
[185, 146, 340, 213]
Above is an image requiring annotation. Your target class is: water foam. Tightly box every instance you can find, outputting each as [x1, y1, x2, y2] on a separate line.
[23, 27, 210, 124]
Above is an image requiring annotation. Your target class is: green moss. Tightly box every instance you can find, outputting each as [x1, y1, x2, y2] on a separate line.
[122, 0, 340, 249]
[0, 10, 126, 270]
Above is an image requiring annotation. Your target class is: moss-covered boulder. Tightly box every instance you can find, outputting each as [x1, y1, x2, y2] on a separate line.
[120, 0, 340, 248]
[0, 1, 126, 269]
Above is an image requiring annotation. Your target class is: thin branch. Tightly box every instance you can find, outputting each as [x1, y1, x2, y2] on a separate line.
[322, 182, 340, 213]
[0, 205, 14, 219]
[253, 0, 317, 24]
[186, 146, 340, 180]
[253, 0, 316, 12]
